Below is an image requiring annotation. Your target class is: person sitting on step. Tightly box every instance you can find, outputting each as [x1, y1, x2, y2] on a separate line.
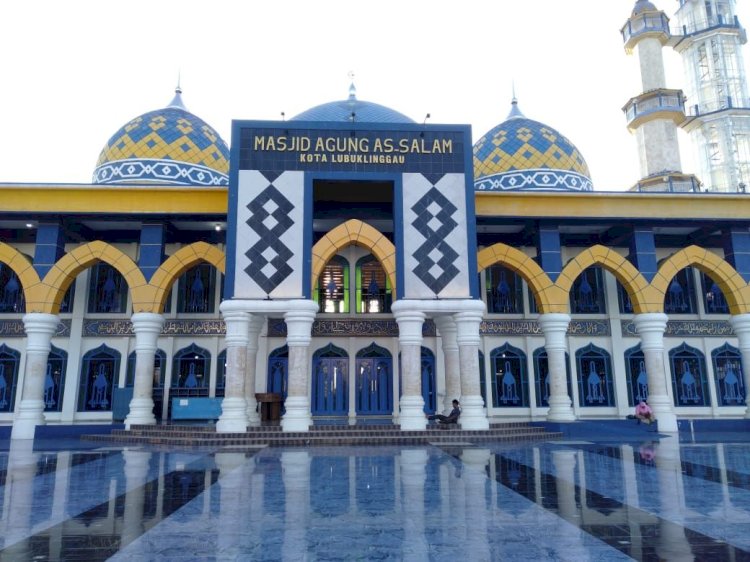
[427, 399, 461, 425]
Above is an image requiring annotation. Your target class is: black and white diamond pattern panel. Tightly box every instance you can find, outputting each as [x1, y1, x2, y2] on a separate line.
[234, 170, 305, 298]
[402, 173, 470, 298]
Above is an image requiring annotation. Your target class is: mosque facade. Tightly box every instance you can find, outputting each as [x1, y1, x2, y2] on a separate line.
[3, 0, 750, 439]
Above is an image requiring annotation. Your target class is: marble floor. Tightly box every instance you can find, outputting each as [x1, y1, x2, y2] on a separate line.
[0, 432, 749, 561]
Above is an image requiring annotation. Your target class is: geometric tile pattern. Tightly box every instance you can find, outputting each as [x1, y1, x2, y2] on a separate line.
[93, 106, 229, 186]
[410, 186, 460, 294]
[243, 185, 295, 294]
[473, 113, 592, 192]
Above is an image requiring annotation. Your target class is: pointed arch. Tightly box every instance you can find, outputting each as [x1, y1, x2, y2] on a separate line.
[652, 246, 750, 314]
[31, 242, 145, 314]
[477, 242, 564, 313]
[311, 219, 396, 297]
[0, 243, 40, 310]
[135, 242, 226, 313]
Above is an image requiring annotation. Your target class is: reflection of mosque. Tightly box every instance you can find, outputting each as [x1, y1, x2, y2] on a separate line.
[4, 0, 750, 439]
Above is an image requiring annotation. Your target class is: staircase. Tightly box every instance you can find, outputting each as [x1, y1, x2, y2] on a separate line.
[81, 422, 561, 449]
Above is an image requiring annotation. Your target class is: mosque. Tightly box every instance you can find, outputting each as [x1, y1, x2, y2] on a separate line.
[3, 0, 750, 439]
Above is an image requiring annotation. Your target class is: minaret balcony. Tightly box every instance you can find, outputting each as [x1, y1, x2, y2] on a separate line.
[671, 14, 746, 45]
[630, 172, 701, 193]
[623, 89, 686, 130]
[622, 11, 670, 52]
[682, 96, 750, 132]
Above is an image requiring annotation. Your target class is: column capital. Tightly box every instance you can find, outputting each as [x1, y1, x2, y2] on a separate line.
[454, 305, 484, 347]
[283, 300, 318, 347]
[730, 313, 750, 338]
[392, 309, 426, 345]
[434, 316, 458, 351]
[538, 313, 571, 351]
[130, 312, 165, 334]
[22, 313, 60, 352]
[633, 312, 668, 351]
[222, 309, 251, 347]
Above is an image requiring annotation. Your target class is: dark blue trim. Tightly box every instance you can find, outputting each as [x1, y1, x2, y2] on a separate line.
[723, 228, 750, 283]
[460, 125, 479, 298]
[33, 222, 65, 278]
[628, 227, 658, 283]
[303, 173, 314, 299]
[536, 227, 563, 283]
[224, 119, 244, 300]
[394, 176, 405, 300]
[138, 223, 165, 283]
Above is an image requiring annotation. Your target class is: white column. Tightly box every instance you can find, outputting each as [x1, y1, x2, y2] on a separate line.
[216, 309, 250, 433]
[121, 449, 151, 548]
[11, 313, 59, 440]
[729, 314, 750, 419]
[435, 316, 461, 415]
[281, 451, 310, 561]
[455, 302, 490, 430]
[461, 449, 491, 560]
[392, 307, 426, 431]
[3, 440, 38, 552]
[244, 315, 265, 424]
[634, 313, 677, 432]
[400, 449, 429, 560]
[124, 313, 164, 429]
[538, 313, 575, 422]
[281, 302, 318, 432]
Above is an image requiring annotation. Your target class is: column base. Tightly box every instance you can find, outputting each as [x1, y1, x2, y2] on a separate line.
[459, 395, 489, 430]
[216, 397, 248, 433]
[124, 398, 156, 429]
[546, 395, 576, 422]
[281, 396, 311, 432]
[399, 395, 427, 431]
[11, 399, 46, 440]
[246, 398, 261, 424]
[648, 394, 678, 432]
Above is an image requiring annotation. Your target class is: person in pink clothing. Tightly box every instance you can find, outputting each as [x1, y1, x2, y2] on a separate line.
[635, 400, 654, 424]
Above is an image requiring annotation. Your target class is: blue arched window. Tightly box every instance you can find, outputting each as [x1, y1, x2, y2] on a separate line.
[479, 350, 486, 407]
[0, 264, 25, 313]
[267, 345, 289, 398]
[77, 344, 120, 412]
[490, 344, 528, 407]
[485, 265, 524, 314]
[316, 256, 349, 313]
[570, 267, 606, 314]
[125, 349, 166, 388]
[312, 343, 349, 416]
[702, 272, 730, 314]
[171, 344, 211, 392]
[177, 264, 216, 313]
[669, 343, 710, 406]
[355, 343, 392, 414]
[617, 282, 634, 314]
[216, 349, 227, 397]
[575, 344, 615, 407]
[664, 268, 697, 314]
[711, 343, 745, 406]
[356, 255, 391, 314]
[44, 345, 68, 412]
[87, 263, 128, 313]
[533, 348, 572, 407]
[624, 345, 649, 407]
[0, 344, 20, 412]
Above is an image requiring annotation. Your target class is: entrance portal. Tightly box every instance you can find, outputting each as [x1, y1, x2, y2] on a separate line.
[355, 343, 392, 415]
[312, 344, 348, 416]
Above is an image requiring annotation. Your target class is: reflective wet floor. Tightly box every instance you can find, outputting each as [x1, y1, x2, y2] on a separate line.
[1, 434, 749, 561]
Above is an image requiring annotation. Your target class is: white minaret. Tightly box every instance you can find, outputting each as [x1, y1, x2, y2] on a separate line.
[622, 0, 700, 191]
[672, 0, 750, 192]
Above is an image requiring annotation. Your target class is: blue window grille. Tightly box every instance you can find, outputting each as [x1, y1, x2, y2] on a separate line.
[485, 265, 524, 314]
[267, 345, 289, 398]
[356, 255, 392, 314]
[624, 345, 649, 407]
[87, 263, 128, 313]
[533, 348, 572, 407]
[77, 344, 120, 412]
[58, 282, 75, 314]
[701, 272, 729, 314]
[44, 345, 67, 412]
[216, 349, 227, 397]
[575, 344, 616, 407]
[315, 256, 349, 313]
[0, 345, 20, 412]
[664, 268, 697, 314]
[570, 267, 606, 314]
[355, 343, 392, 415]
[312, 343, 349, 416]
[479, 350, 486, 407]
[0, 264, 25, 313]
[490, 344, 529, 407]
[171, 344, 210, 390]
[669, 343, 711, 406]
[617, 282, 634, 314]
[711, 343, 746, 406]
[177, 264, 216, 313]
[125, 349, 166, 388]
[397, 346, 437, 414]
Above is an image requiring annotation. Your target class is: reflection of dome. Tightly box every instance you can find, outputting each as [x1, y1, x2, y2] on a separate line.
[93, 88, 230, 186]
[291, 83, 414, 123]
[473, 99, 593, 192]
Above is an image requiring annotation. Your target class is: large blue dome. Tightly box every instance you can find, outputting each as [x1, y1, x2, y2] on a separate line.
[291, 84, 414, 123]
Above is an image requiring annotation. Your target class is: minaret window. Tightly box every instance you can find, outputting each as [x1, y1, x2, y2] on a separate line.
[44, 345, 68, 412]
[490, 344, 528, 408]
[0, 344, 20, 413]
[575, 344, 615, 407]
[355, 255, 390, 314]
[77, 344, 119, 412]
[669, 343, 710, 406]
[177, 264, 216, 313]
[87, 263, 127, 313]
[711, 343, 745, 406]
[485, 265, 524, 314]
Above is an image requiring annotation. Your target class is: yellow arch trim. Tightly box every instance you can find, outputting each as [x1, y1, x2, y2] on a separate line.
[31, 241, 145, 314]
[311, 220, 397, 297]
[135, 242, 227, 313]
[558, 245, 656, 313]
[652, 245, 750, 314]
[0, 243, 41, 310]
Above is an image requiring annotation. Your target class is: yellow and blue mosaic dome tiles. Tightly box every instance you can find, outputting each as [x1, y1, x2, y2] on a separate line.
[93, 91, 229, 186]
[473, 101, 592, 192]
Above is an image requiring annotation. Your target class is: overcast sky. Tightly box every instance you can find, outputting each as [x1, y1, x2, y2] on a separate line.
[2, 0, 749, 190]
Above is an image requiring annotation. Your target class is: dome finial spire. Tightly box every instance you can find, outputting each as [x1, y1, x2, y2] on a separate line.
[168, 72, 187, 110]
[348, 71, 357, 101]
[506, 82, 524, 120]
